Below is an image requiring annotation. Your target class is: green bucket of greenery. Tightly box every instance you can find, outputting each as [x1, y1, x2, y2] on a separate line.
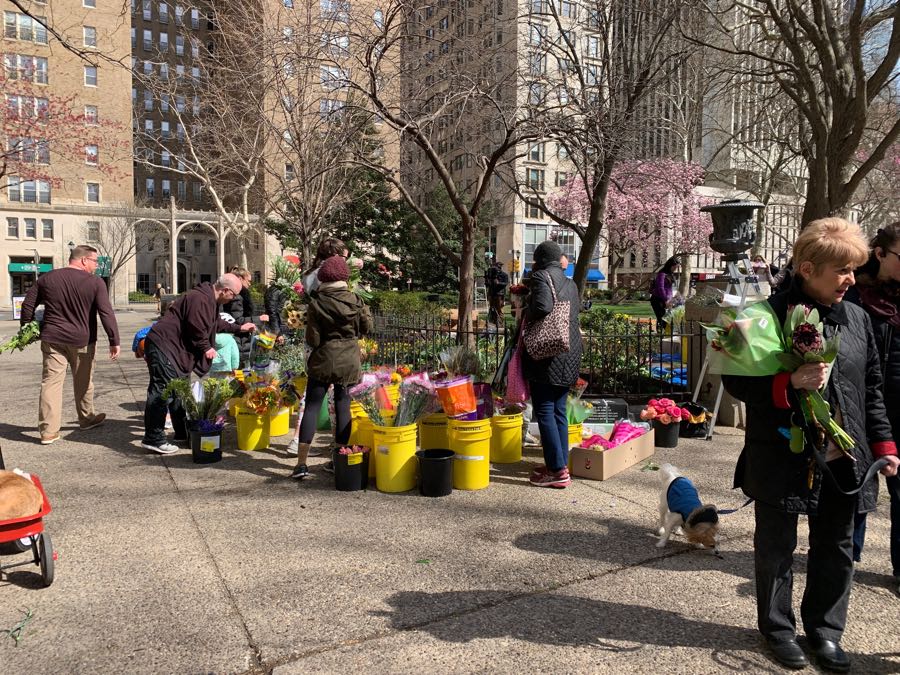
[163, 377, 240, 463]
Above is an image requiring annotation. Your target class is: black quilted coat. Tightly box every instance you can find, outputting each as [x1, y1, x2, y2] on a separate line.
[723, 280, 894, 514]
[521, 262, 583, 388]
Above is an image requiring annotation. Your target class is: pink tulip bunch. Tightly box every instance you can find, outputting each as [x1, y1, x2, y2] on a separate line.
[640, 398, 691, 426]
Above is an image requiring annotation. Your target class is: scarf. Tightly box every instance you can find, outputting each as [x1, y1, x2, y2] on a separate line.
[855, 274, 900, 329]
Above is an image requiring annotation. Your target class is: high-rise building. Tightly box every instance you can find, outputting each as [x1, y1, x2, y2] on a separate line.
[1, 0, 134, 309]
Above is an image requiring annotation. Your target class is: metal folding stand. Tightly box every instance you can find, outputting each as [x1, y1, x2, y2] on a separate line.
[692, 255, 760, 440]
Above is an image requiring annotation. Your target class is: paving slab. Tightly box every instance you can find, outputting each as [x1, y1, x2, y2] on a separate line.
[1, 310, 898, 673]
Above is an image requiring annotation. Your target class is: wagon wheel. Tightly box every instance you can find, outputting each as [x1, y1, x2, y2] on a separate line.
[38, 532, 54, 586]
[13, 536, 33, 553]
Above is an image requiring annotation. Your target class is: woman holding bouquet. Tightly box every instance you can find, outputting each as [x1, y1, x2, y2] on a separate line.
[522, 240, 583, 489]
[848, 222, 900, 594]
[723, 218, 898, 672]
[289, 255, 372, 479]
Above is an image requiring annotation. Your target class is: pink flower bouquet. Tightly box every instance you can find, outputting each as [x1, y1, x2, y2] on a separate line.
[639, 398, 691, 426]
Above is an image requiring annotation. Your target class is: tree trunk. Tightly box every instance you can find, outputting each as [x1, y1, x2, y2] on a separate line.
[456, 214, 476, 346]
[678, 253, 691, 297]
[800, 164, 833, 228]
[573, 173, 612, 297]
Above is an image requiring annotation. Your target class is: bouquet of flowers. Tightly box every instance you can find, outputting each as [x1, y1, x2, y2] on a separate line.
[570, 377, 589, 400]
[566, 397, 594, 424]
[347, 256, 372, 301]
[394, 373, 436, 426]
[336, 444, 370, 455]
[273, 341, 306, 377]
[778, 304, 853, 454]
[270, 256, 307, 331]
[242, 380, 282, 415]
[163, 377, 239, 431]
[703, 300, 854, 454]
[349, 373, 389, 425]
[359, 337, 378, 362]
[439, 346, 482, 379]
[639, 398, 691, 426]
[0, 321, 41, 353]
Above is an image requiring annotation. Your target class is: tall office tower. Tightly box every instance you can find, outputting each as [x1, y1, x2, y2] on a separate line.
[1, 0, 133, 309]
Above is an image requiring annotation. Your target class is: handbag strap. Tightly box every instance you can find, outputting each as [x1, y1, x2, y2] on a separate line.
[537, 270, 558, 303]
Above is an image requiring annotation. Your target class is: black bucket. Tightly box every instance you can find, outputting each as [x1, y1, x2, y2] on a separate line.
[679, 402, 710, 438]
[652, 420, 680, 448]
[190, 429, 223, 464]
[332, 448, 369, 491]
[416, 449, 454, 497]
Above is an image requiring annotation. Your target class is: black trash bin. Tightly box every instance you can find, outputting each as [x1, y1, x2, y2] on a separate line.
[416, 449, 454, 497]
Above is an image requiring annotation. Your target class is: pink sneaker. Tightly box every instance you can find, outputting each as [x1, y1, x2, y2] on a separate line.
[529, 464, 548, 481]
[530, 467, 571, 488]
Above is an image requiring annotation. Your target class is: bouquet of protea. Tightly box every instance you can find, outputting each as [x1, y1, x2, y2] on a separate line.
[394, 373, 436, 426]
[347, 257, 373, 301]
[778, 304, 854, 454]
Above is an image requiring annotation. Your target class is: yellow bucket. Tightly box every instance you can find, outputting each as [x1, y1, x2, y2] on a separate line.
[490, 413, 523, 464]
[418, 413, 449, 451]
[236, 406, 270, 451]
[354, 417, 376, 478]
[385, 383, 401, 407]
[373, 422, 417, 492]
[449, 418, 492, 490]
[568, 423, 583, 449]
[227, 398, 241, 417]
[348, 401, 368, 447]
[269, 407, 291, 437]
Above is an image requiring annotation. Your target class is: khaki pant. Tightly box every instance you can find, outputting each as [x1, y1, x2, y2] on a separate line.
[39, 341, 96, 435]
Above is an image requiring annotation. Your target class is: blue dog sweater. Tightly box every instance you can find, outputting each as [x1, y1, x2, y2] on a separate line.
[667, 477, 703, 522]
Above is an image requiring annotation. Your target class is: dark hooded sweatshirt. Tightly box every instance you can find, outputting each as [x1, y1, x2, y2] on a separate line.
[305, 281, 372, 386]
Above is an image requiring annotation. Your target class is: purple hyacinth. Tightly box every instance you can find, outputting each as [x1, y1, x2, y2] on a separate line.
[793, 322, 823, 354]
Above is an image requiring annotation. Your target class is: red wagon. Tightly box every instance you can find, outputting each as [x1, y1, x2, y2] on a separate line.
[0, 450, 55, 587]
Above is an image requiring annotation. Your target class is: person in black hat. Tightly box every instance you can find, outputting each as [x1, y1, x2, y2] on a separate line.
[521, 240, 583, 488]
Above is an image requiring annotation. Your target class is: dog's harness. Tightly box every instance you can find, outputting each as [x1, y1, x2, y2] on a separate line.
[667, 477, 702, 522]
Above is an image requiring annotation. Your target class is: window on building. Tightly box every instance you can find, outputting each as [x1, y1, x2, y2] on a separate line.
[175, 4, 183, 25]
[208, 239, 216, 255]
[142, 0, 151, 20]
[190, 8, 199, 28]
[320, 65, 347, 90]
[557, 144, 569, 159]
[84, 65, 97, 86]
[528, 143, 545, 162]
[131, 26, 136, 48]
[319, 98, 343, 117]
[526, 200, 544, 219]
[159, 2, 168, 22]
[284, 163, 295, 181]
[560, 0, 574, 18]
[191, 66, 199, 80]
[137, 273, 150, 293]
[528, 24, 545, 46]
[4, 12, 48, 43]
[374, 9, 384, 27]
[5, 55, 49, 84]
[526, 168, 545, 190]
[85, 144, 98, 165]
[86, 221, 100, 241]
[84, 0, 96, 7]
[191, 37, 199, 58]
[7, 217, 19, 237]
[162, 179, 171, 197]
[160, 32, 169, 51]
[175, 95, 184, 112]
[144, 90, 153, 111]
[145, 178, 155, 197]
[159, 63, 168, 80]
[24, 218, 36, 238]
[42, 219, 53, 239]
[83, 25, 97, 47]
[192, 182, 202, 200]
[177, 180, 186, 200]
[143, 60, 152, 76]
[144, 119, 154, 134]
[586, 35, 599, 58]
[8, 176, 50, 203]
[161, 150, 170, 167]
[176, 64, 185, 79]
[528, 82, 545, 105]
[175, 35, 184, 55]
[525, 224, 547, 262]
[161, 121, 170, 138]
[178, 238, 186, 253]
[86, 182, 100, 202]
[554, 171, 568, 187]
[283, 0, 294, 7]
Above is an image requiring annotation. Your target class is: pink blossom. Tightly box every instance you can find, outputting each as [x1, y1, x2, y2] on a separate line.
[292, 281, 304, 295]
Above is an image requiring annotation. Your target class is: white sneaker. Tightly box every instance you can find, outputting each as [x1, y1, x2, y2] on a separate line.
[286, 438, 299, 456]
[142, 441, 180, 455]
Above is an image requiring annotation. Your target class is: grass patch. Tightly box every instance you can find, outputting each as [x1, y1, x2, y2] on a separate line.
[592, 302, 655, 318]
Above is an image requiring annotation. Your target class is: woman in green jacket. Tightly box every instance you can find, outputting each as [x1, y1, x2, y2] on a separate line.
[290, 255, 372, 479]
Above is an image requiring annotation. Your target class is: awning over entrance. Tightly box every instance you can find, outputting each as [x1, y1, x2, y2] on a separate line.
[523, 264, 606, 282]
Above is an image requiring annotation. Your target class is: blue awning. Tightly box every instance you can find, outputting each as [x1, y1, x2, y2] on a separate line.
[523, 264, 605, 282]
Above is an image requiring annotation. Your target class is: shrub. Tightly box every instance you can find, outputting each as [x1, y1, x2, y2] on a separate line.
[579, 306, 652, 391]
[129, 291, 155, 303]
[249, 282, 266, 309]
[367, 291, 448, 316]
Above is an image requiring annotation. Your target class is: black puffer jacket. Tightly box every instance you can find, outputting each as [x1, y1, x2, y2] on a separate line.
[521, 262, 583, 387]
[723, 280, 895, 514]
[264, 285, 286, 336]
[222, 286, 255, 362]
[847, 277, 900, 435]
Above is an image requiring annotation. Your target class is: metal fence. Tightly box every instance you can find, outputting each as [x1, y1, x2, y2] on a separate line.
[366, 311, 706, 402]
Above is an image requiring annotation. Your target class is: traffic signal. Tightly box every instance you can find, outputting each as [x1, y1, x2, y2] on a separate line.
[511, 259, 520, 272]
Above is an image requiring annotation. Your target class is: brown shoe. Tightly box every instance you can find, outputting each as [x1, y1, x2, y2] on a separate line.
[40, 433, 61, 445]
[79, 413, 106, 430]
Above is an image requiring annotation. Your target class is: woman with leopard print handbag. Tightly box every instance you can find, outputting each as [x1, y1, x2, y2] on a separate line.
[522, 240, 583, 489]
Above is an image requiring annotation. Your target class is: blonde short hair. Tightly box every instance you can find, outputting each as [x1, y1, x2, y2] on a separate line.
[792, 218, 869, 269]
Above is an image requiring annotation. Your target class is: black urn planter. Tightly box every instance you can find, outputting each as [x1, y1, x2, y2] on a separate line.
[700, 199, 764, 258]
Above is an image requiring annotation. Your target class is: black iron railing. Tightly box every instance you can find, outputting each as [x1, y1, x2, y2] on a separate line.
[366, 311, 705, 402]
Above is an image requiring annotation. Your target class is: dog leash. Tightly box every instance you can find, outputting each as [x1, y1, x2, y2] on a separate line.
[717, 498, 753, 515]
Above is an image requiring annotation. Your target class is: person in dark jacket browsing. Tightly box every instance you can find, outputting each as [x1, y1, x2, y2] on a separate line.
[722, 219, 898, 672]
[20, 244, 120, 445]
[141, 273, 255, 455]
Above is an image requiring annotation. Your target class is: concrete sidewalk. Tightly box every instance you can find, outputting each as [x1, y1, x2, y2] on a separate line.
[1, 311, 898, 673]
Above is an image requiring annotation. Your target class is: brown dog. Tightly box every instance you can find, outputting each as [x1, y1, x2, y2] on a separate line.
[0, 470, 42, 520]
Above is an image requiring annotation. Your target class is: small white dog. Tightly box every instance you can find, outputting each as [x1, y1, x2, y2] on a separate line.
[656, 463, 720, 553]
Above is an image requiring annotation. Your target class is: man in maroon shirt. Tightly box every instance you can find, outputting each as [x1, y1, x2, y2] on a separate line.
[20, 244, 121, 445]
[141, 273, 255, 454]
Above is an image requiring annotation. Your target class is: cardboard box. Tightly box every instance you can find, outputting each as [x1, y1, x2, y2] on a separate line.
[568, 429, 655, 481]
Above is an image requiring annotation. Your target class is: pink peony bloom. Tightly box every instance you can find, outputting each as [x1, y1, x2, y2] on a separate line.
[668, 406, 682, 418]
[681, 408, 692, 421]
[658, 414, 673, 425]
[648, 399, 659, 408]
